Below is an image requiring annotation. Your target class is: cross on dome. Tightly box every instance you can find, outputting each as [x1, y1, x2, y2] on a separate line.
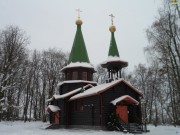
[109, 14, 115, 25]
[76, 9, 82, 19]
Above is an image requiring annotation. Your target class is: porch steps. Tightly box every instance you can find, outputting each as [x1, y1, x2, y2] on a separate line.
[122, 123, 144, 134]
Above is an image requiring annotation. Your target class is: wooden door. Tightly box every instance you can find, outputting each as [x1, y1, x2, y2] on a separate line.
[116, 106, 128, 124]
[55, 111, 60, 124]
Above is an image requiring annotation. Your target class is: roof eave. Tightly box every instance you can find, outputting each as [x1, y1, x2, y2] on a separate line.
[69, 79, 144, 101]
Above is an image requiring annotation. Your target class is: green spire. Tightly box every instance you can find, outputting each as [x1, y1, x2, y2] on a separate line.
[108, 32, 120, 57]
[68, 22, 90, 64]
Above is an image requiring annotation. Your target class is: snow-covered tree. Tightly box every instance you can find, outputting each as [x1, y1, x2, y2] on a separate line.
[0, 26, 29, 121]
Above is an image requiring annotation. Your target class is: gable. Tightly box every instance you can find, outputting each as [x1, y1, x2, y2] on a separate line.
[70, 79, 143, 101]
[111, 95, 139, 105]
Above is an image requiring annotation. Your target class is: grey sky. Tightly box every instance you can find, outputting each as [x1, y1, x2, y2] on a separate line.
[0, 0, 163, 71]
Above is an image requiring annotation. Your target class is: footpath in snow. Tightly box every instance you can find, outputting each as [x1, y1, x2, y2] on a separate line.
[0, 121, 180, 135]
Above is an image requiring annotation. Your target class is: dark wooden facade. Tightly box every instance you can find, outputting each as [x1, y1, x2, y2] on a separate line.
[68, 81, 142, 127]
[48, 80, 143, 130]
[64, 67, 94, 81]
[59, 67, 96, 95]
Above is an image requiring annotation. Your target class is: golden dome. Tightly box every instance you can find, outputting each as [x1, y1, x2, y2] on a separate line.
[76, 19, 83, 25]
[109, 25, 116, 32]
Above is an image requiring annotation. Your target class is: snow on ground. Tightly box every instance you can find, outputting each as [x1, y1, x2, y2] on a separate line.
[0, 121, 180, 135]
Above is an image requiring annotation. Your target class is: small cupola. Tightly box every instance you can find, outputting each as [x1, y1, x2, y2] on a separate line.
[101, 14, 128, 82]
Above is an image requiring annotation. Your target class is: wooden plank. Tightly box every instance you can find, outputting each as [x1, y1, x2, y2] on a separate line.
[116, 106, 128, 123]
[55, 111, 60, 124]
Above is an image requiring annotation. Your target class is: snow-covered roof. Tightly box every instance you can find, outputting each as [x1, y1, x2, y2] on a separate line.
[70, 79, 143, 101]
[46, 84, 94, 102]
[57, 80, 97, 87]
[69, 79, 121, 100]
[60, 62, 94, 72]
[47, 105, 60, 112]
[101, 56, 128, 64]
[46, 97, 54, 102]
[111, 95, 139, 105]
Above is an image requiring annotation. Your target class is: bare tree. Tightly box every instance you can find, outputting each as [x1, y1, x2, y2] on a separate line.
[94, 65, 107, 83]
[0, 26, 29, 121]
[137, 0, 180, 125]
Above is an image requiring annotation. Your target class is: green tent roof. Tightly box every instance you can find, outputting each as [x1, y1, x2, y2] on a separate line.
[108, 32, 120, 57]
[68, 24, 90, 64]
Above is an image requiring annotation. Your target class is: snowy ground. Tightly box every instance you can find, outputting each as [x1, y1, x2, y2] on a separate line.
[0, 121, 180, 135]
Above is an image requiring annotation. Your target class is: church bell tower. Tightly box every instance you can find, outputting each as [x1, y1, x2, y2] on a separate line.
[101, 14, 128, 81]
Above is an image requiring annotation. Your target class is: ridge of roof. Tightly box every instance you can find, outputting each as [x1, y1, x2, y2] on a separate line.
[69, 79, 143, 101]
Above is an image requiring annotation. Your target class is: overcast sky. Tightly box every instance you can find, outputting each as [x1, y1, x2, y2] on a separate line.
[0, 0, 163, 71]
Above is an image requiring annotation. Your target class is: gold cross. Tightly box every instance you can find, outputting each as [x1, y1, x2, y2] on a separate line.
[171, 1, 178, 5]
[109, 14, 115, 25]
[76, 9, 82, 19]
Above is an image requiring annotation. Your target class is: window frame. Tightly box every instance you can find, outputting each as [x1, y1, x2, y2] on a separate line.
[72, 72, 78, 80]
[66, 72, 71, 80]
[89, 72, 93, 81]
[82, 72, 87, 80]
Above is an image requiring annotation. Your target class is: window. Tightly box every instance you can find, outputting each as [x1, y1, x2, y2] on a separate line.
[89, 73, 93, 81]
[66, 73, 70, 80]
[72, 72, 78, 80]
[82, 72, 87, 80]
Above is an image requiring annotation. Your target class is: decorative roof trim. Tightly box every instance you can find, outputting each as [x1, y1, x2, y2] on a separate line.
[47, 105, 60, 113]
[111, 95, 139, 105]
[99, 79, 143, 97]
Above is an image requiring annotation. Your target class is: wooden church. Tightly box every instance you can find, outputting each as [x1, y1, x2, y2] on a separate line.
[46, 14, 147, 133]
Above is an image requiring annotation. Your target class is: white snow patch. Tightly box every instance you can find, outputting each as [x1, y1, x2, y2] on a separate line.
[61, 62, 94, 72]
[70, 78, 143, 100]
[47, 105, 60, 112]
[111, 95, 139, 105]
[46, 97, 54, 102]
[0, 121, 180, 135]
[47, 84, 94, 102]
[70, 79, 123, 100]
[0, 97, 5, 102]
[101, 56, 128, 64]
[57, 80, 97, 87]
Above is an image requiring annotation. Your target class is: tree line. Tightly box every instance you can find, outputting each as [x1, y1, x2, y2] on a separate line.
[126, 1, 180, 126]
[0, 26, 68, 121]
